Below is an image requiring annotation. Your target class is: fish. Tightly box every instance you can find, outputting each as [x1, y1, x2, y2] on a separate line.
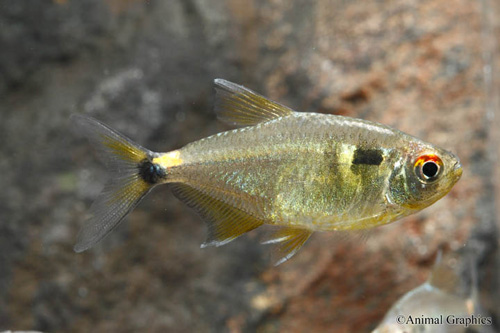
[373, 252, 493, 333]
[72, 79, 462, 265]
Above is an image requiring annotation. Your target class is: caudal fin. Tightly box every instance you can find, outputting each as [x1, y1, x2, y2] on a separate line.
[72, 115, 156, 252]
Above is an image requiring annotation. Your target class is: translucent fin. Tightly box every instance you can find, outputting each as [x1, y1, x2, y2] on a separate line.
[71, 115, 154, 252]
[71, 114, 151, 166]
[170, 183, 264, 247]
[428, 250, 461, 293]
[214, 78, 294, 126]
[466, 257, 479, 315]
[262, 227, 313, 266]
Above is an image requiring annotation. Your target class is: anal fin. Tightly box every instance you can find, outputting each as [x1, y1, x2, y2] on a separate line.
[170, 183, 264, 247]
[263, 227, 313, 266]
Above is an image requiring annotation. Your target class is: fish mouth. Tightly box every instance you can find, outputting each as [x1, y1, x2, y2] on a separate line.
[452, 160, 463, 180]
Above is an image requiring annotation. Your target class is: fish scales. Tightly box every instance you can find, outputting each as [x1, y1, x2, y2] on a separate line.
[72, 79, 462, 264]
[167, 113, 414, 230]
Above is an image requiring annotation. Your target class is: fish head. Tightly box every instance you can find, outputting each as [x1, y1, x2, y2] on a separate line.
[388, 143, 462, 211]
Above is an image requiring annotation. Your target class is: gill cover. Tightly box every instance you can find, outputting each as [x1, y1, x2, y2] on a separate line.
[388, 148, 461, 210]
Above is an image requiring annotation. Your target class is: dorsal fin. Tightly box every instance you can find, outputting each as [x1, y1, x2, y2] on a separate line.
[214, 79, 294, 126]
[170, 183, 264, 247]
[262, 226, 313, 266]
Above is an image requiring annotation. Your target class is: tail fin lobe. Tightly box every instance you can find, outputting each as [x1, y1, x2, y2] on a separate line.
[71, 115, 155, 252]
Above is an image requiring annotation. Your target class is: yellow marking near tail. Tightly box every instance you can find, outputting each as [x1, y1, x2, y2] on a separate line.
[101, 134, 147, 163]
[153, 150, 183, 168]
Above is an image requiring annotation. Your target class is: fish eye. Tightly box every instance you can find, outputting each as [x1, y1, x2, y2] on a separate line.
[414, 154, 443, 183]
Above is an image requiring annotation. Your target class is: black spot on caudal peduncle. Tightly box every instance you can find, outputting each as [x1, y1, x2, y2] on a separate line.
[352, 148, 383, 166]
[138, 160, 166, 184]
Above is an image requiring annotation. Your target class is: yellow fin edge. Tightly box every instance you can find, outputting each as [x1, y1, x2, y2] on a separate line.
[263, 227, 313, 266]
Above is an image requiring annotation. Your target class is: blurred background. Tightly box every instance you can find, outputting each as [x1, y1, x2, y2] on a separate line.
[1, 0, 499, 332]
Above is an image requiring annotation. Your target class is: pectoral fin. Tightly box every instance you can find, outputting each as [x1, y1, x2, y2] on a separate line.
[263, 227, 313, 266]
[214, 79, 294, 126]
[170, 183, 264, 247]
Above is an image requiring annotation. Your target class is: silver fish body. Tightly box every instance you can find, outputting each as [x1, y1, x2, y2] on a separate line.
[72, 79, 462, 264]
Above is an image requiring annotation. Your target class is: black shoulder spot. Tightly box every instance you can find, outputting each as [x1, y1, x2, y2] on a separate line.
[352, 148, 383, 166]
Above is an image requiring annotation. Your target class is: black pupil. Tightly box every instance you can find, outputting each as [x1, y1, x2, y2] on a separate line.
[422, 161, 439, 178]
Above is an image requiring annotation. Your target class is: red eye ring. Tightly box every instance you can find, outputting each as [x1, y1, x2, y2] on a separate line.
[414, 154, 443, 182]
